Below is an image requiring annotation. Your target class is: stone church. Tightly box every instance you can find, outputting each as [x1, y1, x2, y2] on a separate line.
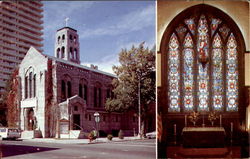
[157, 0, 249, 158]
[19, 27, 137, 138]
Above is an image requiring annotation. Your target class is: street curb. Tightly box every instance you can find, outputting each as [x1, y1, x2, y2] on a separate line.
[19, 137, 146, 144]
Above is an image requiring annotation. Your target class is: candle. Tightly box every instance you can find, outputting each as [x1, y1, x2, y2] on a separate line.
[220, 115, 222, 127]
[174, 124, 176, 135]
[185, 115, 187, 127]
[231, 122, 233, 132]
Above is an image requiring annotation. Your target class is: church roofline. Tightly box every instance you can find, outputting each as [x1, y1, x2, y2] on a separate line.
[57, 27, 77, 32]
[45, 54, 117, 78]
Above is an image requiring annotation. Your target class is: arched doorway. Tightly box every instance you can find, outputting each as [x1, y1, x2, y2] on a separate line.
[159, 4, 246, 144]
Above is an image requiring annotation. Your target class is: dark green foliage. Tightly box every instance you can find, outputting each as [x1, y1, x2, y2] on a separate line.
[105, 42, 155, 116]
[107, 134, 113, 141]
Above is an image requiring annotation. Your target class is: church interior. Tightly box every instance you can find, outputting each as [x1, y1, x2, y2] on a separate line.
[157, 1, 249, 158]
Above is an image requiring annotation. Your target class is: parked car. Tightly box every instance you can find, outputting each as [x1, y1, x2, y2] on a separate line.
[146, 131, 156, 139]
[0, 127, 21, 140]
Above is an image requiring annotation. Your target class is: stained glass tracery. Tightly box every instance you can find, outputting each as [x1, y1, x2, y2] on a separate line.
[167, 14, 239, 112]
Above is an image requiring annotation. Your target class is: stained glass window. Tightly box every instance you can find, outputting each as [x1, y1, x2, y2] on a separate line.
[168, 33, 180, 112]
[197, 15, 209, 111]
[212, 33, 223, 110]
[226, 33, 238, 111]
[167, 14, 239, 112]
[183, 33, 194, 111]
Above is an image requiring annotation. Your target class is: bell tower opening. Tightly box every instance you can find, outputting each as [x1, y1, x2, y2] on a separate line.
[55, 27, 80, 64]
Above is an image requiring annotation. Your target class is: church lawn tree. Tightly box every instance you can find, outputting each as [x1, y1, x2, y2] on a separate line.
[105, 42, 155, 137]
[5, 69, 20, 128]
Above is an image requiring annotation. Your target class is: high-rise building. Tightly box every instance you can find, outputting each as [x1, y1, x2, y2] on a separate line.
[0, 1, 43, 97]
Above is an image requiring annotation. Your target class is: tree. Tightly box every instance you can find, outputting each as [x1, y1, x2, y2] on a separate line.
[6, 69, 20, 127]
[105, 42, 155, 137]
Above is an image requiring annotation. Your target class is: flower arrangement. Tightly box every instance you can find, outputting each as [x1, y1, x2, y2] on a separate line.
[208, 111, 218, 126]
[188, 111, 199, 126]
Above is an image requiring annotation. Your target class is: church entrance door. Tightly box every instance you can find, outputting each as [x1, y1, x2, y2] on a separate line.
[73, 114, 81, 130]
[27, 108, 35, 130]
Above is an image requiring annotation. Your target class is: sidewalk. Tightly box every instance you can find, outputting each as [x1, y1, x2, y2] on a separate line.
[22, 136, 143, 144]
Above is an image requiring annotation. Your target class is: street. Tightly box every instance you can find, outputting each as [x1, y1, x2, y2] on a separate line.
[0, 139, 155, 159]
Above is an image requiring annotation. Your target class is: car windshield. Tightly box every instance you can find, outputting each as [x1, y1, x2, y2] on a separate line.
[0, 128, 6, 132]
[8, 129, 18, 132]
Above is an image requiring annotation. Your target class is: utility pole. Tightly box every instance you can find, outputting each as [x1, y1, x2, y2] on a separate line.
[138, 77, 141, 138]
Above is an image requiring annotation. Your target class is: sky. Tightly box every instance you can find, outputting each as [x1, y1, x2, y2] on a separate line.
[43, 1, 156, 74]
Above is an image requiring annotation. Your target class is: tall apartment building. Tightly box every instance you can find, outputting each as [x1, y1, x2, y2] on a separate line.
[0, 1, 43, 97]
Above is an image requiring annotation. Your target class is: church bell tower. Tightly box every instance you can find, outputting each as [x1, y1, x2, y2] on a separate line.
[54, 27, 80, 64]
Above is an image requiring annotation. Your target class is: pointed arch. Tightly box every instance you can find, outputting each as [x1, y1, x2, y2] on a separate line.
[160, 4, 245, 113]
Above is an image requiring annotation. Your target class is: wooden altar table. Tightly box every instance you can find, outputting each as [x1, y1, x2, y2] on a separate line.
[182, 127, 226, 148]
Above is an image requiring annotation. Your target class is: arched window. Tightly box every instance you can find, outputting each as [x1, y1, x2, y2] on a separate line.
[61, 47, 65, 58]
[57, 36, 60, 44]
[84, 84, 88, 102]
[70, 34, 73, 40]
[98, 88, 102, 107]
[33, 74, 36, 97]
[67, 81, 71, 97]
[61, 80, 66, 100]
[79, 84, 83, 98]
[29, 72, 32, 98]
[74, 48, 77, 59]
[74, 36, 77, 43]
[57, 48, 60, 58]
[62, 34, 65, 41]
[106, 89, 111, 99]
[25, 76, 28, 99]
[69, 47, 73, 59]
[94, 87, 97, 107]
[164, 9, 243, 112]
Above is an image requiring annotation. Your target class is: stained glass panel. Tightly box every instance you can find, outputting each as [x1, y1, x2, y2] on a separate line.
[168, 33, 180, 112]
[212, 33, 223, 110]
[167, 14, 239, 113]
[197, 15, 209, 111]
[226, 33, 238, 111]
[183, 33, 194, 111]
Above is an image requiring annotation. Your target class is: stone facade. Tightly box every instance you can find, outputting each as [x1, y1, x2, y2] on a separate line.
[18, 27, 138, 138]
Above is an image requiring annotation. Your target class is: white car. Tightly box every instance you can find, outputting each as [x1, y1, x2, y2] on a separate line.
[0, 128, 21, 140]
[146, 131, 156, 139]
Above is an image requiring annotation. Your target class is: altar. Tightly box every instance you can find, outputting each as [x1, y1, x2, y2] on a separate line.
[182, 127, 226, 148]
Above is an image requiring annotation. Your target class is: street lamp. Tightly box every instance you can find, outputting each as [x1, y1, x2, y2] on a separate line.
[94, 112, 100, 139]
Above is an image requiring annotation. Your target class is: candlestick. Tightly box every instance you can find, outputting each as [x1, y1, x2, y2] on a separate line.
[174, 124, 176, 135]
[220, 115, 222, 127]
[185, 115, 187, 127]
[231, 122, 233, 132]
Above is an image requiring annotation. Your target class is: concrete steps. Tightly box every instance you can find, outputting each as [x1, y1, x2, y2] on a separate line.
[21, 131, 34, 139]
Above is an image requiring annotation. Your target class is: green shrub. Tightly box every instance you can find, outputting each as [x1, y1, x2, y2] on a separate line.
[88, 130, 97, 141]
[107, 134, 113, 141]
[118, 129, 124, 139]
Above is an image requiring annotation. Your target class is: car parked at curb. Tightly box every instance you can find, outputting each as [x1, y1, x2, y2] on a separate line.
[146, 131, 156, 139]
[0, 127, 21, 140]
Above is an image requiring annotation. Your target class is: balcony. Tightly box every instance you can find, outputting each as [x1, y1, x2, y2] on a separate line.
[17, 1, 43, 18]
[1, 2, 43, 25]
[19, 1, 43, 13]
